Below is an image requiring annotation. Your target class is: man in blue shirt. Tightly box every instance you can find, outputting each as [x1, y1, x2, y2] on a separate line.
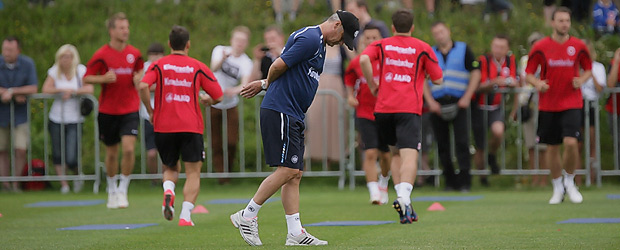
[0, 36, 38, 192]
[230, 11, 359, 246]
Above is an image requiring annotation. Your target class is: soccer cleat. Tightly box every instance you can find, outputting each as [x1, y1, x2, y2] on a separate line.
[549, 188, 565, 205]
[117, 192, 129, 208]
[162, 189, 175, 221]
[285, 228, 328, 246]
[392, 199, 418, 224]
[379, 186, 389, 205]
[370, 193, 382, 205]
[565, 184, 583, 204]
[106, 192, 119, 209]
[230, 210, 263, 246]
[178, 218, 195, 226]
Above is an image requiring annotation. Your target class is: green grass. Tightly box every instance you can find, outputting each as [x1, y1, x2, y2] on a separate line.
[1, 180, 619, 249]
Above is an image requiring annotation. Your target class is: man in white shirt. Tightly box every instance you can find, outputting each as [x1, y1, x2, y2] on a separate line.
[210, 26, 253, 184]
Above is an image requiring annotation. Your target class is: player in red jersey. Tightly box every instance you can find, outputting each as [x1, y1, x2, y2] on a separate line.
[360, 9, 442, 224]
[139, 25, 223, 226]
[525, 7, 592, 205]
[345, 24, 391, 205]
[84, 13, 144, 209]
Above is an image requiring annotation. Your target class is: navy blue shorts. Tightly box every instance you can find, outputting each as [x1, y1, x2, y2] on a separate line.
[260, 108, 305, 170]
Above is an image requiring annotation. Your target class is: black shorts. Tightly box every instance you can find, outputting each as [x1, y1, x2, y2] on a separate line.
[356, 118, 389, 152]
[582, 100, 596, 127]
[143, 119, 156, 150]
[471, 106, 504, 149]
[374, 113, 421, 150]
[98, 112, 139, 146]
[537, 109, 582, 145]
[154, 132, 204, 167]
[260, 108, 305, 170]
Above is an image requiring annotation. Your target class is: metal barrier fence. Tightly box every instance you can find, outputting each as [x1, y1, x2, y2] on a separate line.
[3, 88, 620, 192]
[0, 94, 102, 193]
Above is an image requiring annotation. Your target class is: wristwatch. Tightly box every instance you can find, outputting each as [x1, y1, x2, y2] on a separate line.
[261, 79, 268, 90]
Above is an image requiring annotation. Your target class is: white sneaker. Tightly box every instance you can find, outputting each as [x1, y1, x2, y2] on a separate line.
[107, 192, 119, 209]
[230, 210, 262, 246]
[117, 192, 129, 208]
[379, 186, 389, 205]
[60, 185, 70, 194]
[549, 188, 565, 205]
[73, 174, 84, 193]
[285, 228, 328, 246]
[565, 184, 583, 203]
[370, 192, 382, 205]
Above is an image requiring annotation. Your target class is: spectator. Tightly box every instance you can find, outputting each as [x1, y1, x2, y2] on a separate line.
[0, 36, 38, 192]
[41, 44, 93, 194]
[525, 7, 591, 204]
[210, 26, 253, 185]
[483, 0, 512, 23]
[544, 0, 592, 25]
[345, 0, 391, 50]
[139, 42, 165, 185]
[605, 47, 620, 170]
[250, 25, 285, 81]
[344, 24, 390, 204]
[84, 12, 144, 209]
[593, 0, 619, 35]
[273, 0, 300, 24]
[424, 22, 481, 192]
[472, 34, 516, 186]
[305, 44, 346, 164]
[512, 31, 547, 187]
[578, 39, 605, 185]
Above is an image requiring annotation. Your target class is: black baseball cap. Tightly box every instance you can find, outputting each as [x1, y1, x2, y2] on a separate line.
[336, 10, 360, 51]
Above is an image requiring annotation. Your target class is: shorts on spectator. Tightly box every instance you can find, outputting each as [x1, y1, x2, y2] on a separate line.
[0, 123, 29, 151]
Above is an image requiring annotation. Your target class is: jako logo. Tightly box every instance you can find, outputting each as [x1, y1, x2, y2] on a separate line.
[385, 73, 411, 83]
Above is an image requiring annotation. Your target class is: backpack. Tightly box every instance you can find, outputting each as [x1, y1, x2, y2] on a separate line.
[21, 159, 51, 191]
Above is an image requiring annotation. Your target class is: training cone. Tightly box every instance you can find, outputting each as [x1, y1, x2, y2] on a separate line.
[191, 205, 209, 214]
[427, 202, 445, 211]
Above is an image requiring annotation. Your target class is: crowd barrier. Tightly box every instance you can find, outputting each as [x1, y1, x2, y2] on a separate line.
[2, 87, 620, 193]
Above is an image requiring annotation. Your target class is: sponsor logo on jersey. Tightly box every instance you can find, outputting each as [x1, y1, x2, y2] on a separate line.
[547, 59, 575, 67]
[110, 67, 133, 75]
[163, 64, 195, 74]
[164, 78, 193, 87]
[385, 45, 417, 55]
[165, 93, 191, 103]
[385, 58, 414, 68]
[384, 72, 411, 83]
[307, 67, 320, 82]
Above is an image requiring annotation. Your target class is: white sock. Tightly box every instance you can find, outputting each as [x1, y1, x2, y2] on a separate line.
[242, 199, 262, 220]
[398, 182, 413, 206]
[552, 177, 564, 192]
[379, 175, 390, 188]
[563, 173, 576, 188]
[106, 176, 118, 194]
[367, 181, 380, 199]
[163, 180, 175, 195]
[179, 201, 194, 221]
[118, 175, 131, 194]
[285, 213, 303, 236]
[394, 183, 401, 197]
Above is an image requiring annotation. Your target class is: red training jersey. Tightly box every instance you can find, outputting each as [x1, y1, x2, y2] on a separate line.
[362, 36, 442, 115]
[141, 54, 223, 134]
[85, 44, 144, 115]
[344, 55, 380, 121]
[525, 36, 592, 112]
[607, 60, 620, 114]
[475, 54, 517, 107]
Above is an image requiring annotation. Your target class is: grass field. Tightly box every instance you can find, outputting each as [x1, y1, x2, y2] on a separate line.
[0, 180, 619, 249]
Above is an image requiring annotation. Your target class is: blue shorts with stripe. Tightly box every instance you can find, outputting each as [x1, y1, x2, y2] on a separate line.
[260, 108, 305, 170]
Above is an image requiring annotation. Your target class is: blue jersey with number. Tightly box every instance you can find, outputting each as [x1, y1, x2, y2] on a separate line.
[261, 26, 326, 120]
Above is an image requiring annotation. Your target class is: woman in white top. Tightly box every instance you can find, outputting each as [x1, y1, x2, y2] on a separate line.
[580, 39, 606, 184]
[41, 44, 93, 194]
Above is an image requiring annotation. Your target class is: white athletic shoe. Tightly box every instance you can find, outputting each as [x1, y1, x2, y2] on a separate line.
[73, 174, 84, 193]
[379, 186, 389, 205]
[60, 185, 70, 194]
[549, 188, 565, 205]
[285, 228, 328, 246]
[370, 192, 382, 205]
[230, 210, 262, 246]
[107, 192, 119, 209]
[565, 184, 583, 204]
[117, 192, 129, 208]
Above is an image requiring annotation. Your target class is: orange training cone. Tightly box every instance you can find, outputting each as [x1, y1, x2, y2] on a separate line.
[192, 205, 209, 214]
[427, 202, 445, 211]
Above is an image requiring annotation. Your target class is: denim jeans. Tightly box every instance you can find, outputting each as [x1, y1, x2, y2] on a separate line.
[48, 121, 80, 170]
